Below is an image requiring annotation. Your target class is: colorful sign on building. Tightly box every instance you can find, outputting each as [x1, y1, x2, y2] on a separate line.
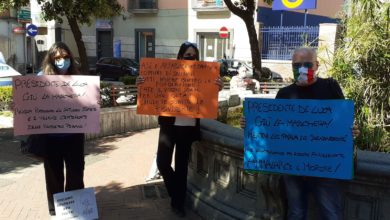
[272, 0, 317, 10]
[17, 7, 31, 23]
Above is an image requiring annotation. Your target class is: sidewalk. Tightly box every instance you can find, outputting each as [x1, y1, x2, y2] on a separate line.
[0, 127, 202, 220]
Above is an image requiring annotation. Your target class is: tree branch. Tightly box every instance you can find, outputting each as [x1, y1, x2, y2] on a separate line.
[223, 0, 246, 18]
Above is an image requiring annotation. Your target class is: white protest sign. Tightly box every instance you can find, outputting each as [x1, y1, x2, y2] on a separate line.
[53, 188, 98, 220]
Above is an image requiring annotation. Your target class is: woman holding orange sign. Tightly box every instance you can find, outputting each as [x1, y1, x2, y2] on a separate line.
[137, 42, 223, 217]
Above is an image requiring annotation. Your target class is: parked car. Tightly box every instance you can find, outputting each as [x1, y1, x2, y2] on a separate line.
[96, 57, 139, 81]
[216, 59, 252, 77]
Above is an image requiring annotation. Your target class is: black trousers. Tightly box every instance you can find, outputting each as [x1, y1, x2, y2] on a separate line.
[43, 134, 85, 213]
[157, 125, 196, 208]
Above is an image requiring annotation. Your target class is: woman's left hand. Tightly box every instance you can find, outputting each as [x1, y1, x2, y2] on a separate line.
[215, 77, 224, 91]
[352, 124, 360, 138]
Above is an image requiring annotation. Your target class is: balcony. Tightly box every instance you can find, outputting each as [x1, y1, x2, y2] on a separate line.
[192, 0, 228, 12]
[128, 0, 158, 14]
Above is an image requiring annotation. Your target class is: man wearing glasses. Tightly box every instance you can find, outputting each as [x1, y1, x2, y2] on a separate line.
[240, 47, 360, 219]
[276, 47, 346, 220]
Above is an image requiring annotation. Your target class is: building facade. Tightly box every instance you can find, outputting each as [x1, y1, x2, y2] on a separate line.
[257, 0, 345, 27]
[27, 0, 344, 78]
[0, 9, 26, 73]
[58, 0, 254, 66]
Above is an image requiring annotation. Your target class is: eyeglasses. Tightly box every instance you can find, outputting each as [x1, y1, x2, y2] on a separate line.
[292, 62, 313, 69]
[183, 41, 198, 48]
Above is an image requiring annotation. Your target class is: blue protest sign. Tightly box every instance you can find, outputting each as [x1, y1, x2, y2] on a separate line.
[272, 0, 317, 10]
[244, 98, 354, 179]
[26, 24, 38, 37]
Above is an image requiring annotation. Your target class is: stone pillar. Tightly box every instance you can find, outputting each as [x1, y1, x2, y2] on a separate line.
[317, 23, 341, 77]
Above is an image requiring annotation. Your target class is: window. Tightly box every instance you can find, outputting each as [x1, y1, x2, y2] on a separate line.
[99, 58, 112, 64]
[111, 59, 122, 66]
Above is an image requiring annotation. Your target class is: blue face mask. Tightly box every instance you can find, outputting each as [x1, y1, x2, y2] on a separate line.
[55, 58, 71, 72]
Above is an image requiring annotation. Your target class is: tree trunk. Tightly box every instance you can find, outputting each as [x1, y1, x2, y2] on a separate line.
[244, 16, 262, 81]
[67, 16, 89, 74]
[223, 0, 263, 80]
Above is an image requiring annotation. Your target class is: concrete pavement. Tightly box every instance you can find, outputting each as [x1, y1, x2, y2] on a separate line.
[0, 127, 202, 220]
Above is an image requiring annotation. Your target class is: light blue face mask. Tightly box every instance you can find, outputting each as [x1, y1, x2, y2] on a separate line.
[55, 58, 71, 72]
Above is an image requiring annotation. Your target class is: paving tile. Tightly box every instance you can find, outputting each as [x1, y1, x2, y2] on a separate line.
[0, 129, 202, 220]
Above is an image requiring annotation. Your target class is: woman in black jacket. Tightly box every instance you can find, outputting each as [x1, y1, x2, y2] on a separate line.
[137, 42, 223, 217]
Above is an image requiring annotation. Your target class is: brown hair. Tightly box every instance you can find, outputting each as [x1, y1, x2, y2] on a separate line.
[41, 42, 79, 75]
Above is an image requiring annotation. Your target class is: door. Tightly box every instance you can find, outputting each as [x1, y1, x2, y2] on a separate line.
[198, 33, 230, 61]
[97, 30, 113, 59]
[135, 29, 155, 62]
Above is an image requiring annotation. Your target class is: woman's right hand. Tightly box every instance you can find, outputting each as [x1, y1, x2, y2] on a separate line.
[240, 117, 246, 129]
[136, 76, 145, 86]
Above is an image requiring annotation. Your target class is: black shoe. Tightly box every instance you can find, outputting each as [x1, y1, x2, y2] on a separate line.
[175, 206, 186, 218]
[170, 200, 186, 218]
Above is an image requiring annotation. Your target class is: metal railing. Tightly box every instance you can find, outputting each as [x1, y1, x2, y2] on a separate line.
[261, 26, 319, 60]
[129, 0, 158, 10]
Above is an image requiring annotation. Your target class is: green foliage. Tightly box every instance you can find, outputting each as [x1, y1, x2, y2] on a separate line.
[0, 0, 29, 12]
[0, 86, 13, 111]
[36, 0, 123, 25]
[330, 0, 389, 151]
[119, 76, 137, 85]
[0, 111, 13, 117]
[1, 0, 122, 21]
[226, 106, 243, 128]
[222, 76, 232, 82]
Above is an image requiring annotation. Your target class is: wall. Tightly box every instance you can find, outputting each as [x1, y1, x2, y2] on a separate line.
[61, 0, 189, 63]
[188, 6, 253, 61]
[85, 106, 159, 140]
[188, 119, 390, 220]
[0, 20, 26, 73]
[257, 0, 344, 26]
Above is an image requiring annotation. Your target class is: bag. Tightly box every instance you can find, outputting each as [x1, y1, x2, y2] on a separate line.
[20, 134, 47, 160]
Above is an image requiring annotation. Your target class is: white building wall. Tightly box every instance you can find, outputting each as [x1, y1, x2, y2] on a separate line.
[0, 19, 26, 72]
[64, 7, 188, 63]
[188, 2, 253, 61]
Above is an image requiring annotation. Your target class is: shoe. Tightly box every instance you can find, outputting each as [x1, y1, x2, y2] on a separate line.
[171, 202, 186, 218]
[174, 206, 186, 218]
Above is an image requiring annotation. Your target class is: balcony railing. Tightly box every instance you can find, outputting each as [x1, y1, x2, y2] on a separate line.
[129, 0, 158, 14]
[192, 0, 228, 11]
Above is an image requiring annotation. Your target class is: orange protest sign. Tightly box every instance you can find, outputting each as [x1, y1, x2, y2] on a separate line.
[137, 58, 220, 119]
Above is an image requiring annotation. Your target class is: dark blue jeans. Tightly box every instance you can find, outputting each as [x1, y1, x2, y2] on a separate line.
[283, 175, 342, 220]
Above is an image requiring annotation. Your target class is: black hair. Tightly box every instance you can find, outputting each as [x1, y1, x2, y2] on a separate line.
[177, 42, 200, 61]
